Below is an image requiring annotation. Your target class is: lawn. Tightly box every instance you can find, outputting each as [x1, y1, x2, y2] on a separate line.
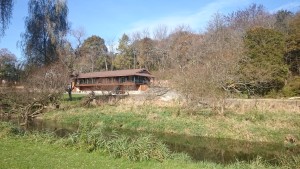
[0, 136, 277, 169]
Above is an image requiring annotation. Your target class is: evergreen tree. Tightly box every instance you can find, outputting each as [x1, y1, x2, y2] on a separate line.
[240, 27, 289, 95]
[286, 13, 300, 75]
[113, 34, 134, 69]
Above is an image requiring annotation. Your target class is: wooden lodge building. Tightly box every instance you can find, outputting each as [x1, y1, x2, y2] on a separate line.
[73, 69, 154, 93]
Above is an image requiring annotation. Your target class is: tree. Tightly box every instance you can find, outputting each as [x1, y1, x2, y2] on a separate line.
[172, 15, 242, 113]
[167, 25, 200, 71]
[132, 37, 158, 70]
[240, 27, 288, 95]
[275, 10, 293, 34]
[78, 35, 108, 72]
[226, 4, 274, 33]
[153, 24, 169, 41]
[106, 38, 116, 70]
[285, 12, 300, 75]
[113, 34, 134, 70]
[0, 48, 18, 83]
[71, 27, 86, 58]
[57, 27, 86, 73]
[0, 0, 13, 37]
[21, 0, 69, 66]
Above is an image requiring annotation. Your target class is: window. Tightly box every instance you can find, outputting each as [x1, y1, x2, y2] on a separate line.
[120, 77, 127, 83]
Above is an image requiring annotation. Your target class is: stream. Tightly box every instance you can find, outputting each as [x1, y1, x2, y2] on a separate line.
[1, 117, 299, 165]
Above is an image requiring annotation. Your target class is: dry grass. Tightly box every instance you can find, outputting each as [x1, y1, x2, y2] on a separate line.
[225, 98, 300, 113]
[43, 95, 300, 143]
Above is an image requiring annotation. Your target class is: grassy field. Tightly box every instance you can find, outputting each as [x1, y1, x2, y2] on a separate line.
[44, 94, 300, 143]
[1, 137, 279, 169]
[1, 94, 299, 168]
[0, 122, 280, 169]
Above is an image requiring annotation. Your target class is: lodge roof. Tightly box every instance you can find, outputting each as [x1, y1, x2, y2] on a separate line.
[77, 69, 154, 79]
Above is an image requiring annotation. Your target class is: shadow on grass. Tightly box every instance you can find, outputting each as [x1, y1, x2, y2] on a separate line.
[63, 94, 85, 101]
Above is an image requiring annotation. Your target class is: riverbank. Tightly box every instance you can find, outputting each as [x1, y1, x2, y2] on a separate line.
[2, 94, 300, 168]
[0, 122, 284, 169]
[43, 96, 300, 143]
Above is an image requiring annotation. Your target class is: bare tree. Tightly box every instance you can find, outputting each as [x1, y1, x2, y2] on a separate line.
[172, 15, 243, 114]
[226, 4, 275, 33]
[153, 24, 169, 41]
[71, 27, 86, 58]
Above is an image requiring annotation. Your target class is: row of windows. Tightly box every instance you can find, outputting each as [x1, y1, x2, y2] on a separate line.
[77, 76, 149, 85]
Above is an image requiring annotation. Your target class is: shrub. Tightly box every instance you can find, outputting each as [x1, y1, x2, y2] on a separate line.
[281, 76, 300, 97]
[0, 122, 24, 138]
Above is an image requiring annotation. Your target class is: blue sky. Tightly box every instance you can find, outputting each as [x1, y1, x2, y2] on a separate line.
[0, 0, 299, 60]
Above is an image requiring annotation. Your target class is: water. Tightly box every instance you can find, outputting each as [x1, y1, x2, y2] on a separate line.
[105, 128, 298, 165]
[1, 117, 299, 164]
[0, 116, 78, 137]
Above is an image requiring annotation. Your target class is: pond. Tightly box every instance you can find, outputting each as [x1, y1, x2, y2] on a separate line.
[1, 117, 299, 165]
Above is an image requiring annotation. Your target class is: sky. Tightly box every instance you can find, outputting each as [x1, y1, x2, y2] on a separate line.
[0, 0, 299, 60]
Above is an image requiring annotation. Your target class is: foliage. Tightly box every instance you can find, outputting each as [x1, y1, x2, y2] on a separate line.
[0, 48, 20, 83]
[285, 12, 300, 75]
[78, 35, 109, 72]
[0, 122, 23, 138]
[21, 0, 69, 66]
[113, 34, 134, 69]
[274, 10, 293, 35]
[240, 27, 288, 96]
[132, 37, 158, 70]
[280, 76, 300, 97]
[0, 0, 13, 37]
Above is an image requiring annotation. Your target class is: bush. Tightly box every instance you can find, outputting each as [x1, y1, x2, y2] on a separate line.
[0, 122, 24, 138]
[280, 76, 300, 97]
[0, 88, 62, 122]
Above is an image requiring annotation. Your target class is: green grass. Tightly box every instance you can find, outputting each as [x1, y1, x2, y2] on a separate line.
[1, 122, 297, 168]
[44, 102, 300, 143]
[62, 93, 86, 100]
[0, 136, 279, 169]
[3, 95, 299, 168]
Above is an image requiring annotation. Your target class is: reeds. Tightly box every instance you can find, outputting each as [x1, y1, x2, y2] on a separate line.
[65, 123, 170, 161]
